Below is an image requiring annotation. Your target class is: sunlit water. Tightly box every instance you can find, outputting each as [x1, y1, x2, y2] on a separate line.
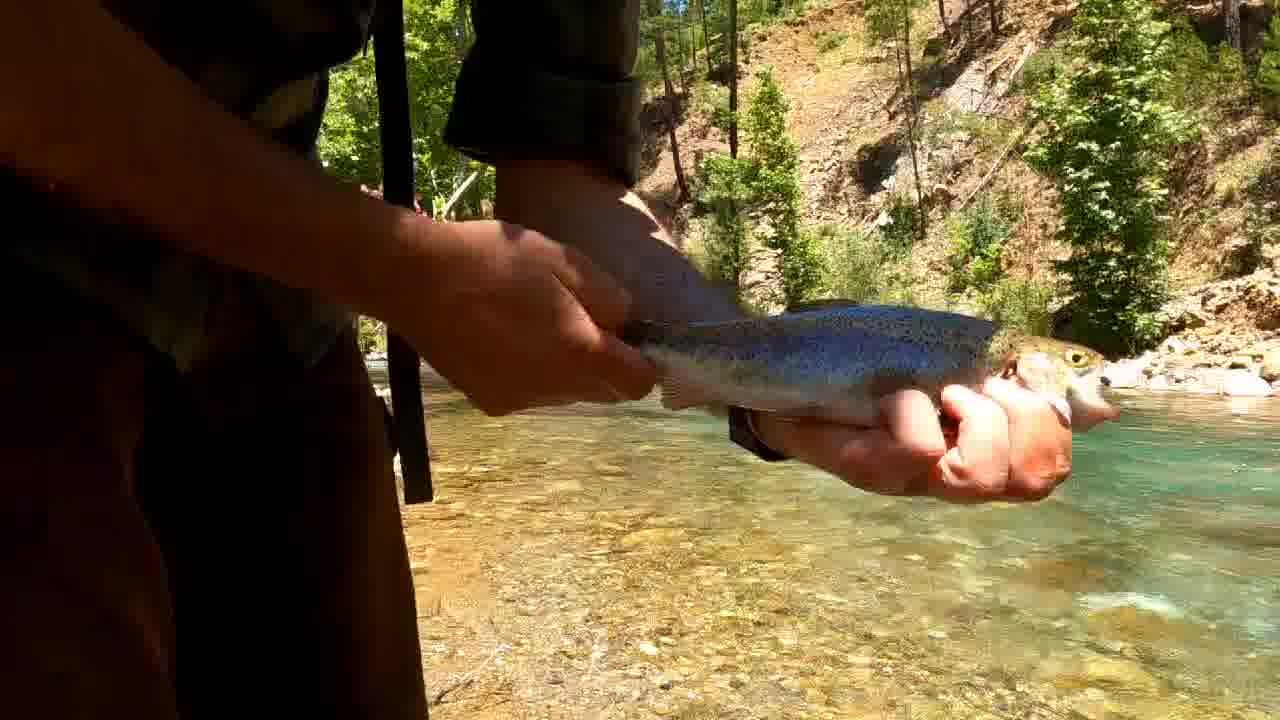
[376, 365, 1279, 718]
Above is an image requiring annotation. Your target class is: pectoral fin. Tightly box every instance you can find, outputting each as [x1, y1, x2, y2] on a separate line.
[659, 378, 718, 410]
[1046, 395, 1073, 427]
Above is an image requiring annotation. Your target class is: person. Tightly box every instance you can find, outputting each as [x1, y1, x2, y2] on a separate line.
[1, 1, 1075, 717]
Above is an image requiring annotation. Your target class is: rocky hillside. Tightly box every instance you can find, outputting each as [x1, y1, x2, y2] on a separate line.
[634, 0, 1280, 397]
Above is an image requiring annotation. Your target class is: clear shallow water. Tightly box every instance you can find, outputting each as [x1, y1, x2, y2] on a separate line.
[384, 366, 1279, 717]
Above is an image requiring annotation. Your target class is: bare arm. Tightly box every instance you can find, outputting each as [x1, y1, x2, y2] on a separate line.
[493, 160, 744, 324]
[1, 0, 419, 323]
[1, 0, 657, 413]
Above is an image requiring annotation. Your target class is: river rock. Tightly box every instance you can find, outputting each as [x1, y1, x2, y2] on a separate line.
[1262, 347, 1280, 381]
[1147, 375, 1172, 391]
[1082, 657, 1161, 694]
[1102, 356, 1151, 389]
[1158, 298, 1209, 332]
[1228, 355, 1255, 370]
[619, 527, 688, 549]
[1219, 369, 1274, 397]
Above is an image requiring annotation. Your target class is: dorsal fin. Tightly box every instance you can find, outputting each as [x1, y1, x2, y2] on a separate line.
[785, 298, 861, 314]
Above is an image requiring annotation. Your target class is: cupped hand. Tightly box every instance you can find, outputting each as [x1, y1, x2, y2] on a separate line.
[749, 377, 1074, 503]
[399, 218, 657, 416]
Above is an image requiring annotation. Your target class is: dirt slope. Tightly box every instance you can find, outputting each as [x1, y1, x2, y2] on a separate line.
[634, 0, 1280, 380]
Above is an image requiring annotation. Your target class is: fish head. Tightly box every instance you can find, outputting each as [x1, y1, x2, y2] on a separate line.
[1003, 337, 1119, 431]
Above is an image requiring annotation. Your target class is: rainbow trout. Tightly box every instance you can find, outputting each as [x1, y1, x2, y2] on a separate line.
[621, 301, 1119, 431]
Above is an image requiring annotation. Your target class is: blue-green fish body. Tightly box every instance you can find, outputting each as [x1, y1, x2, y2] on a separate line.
[622, 303, 1118, 431]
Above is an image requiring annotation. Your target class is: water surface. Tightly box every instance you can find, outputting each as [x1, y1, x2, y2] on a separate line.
[379, 367, 1279, 719]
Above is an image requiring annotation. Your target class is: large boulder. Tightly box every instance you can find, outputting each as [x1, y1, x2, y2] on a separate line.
[1101, 353, 1154, 389]
[1219, 369, 1274, 398]
[1262, 347, 1280, 382]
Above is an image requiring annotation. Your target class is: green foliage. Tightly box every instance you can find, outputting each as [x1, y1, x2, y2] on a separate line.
[811, 224, 919, 305]
[863, 0, 927, 45]
[694, 154, 752, 296]
[1160, 18, 1248, 118]
[744, 69, 825, 304]
[945, 194, 1016, 293]
[1024, 0, 1194, 354]
[877, 192, 921, 254]
[1013, 44, 1067, 96]
[357, 316, 388, 354]
[696, 68, 827, 307]
[817, 30, 849, 53]
[975, 278, 1055, 337]
[318, 0, 492, 218]
[1260, 3, 1280, 104]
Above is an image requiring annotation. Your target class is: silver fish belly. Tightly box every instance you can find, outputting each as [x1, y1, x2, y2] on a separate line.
[623, 305, 1005, 425]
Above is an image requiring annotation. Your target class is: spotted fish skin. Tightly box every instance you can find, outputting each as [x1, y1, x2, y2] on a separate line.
[621, 304, 1113, 429]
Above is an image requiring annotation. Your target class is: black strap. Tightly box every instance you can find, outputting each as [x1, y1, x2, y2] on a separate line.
[373, 0, 434, 505]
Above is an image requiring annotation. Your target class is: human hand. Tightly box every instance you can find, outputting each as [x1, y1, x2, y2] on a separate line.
[482, 160, 1074, 501]
[749, 377, 1074, 503]
[393, 217, 656, 416]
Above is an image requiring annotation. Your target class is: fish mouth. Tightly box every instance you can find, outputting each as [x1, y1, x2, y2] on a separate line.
[1067, 371, 1121, 431]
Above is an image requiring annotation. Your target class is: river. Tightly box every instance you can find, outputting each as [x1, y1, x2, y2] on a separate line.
[374, 366, 1279, 719]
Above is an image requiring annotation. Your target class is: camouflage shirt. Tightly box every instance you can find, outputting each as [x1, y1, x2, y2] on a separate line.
[4, 0, 643, 372]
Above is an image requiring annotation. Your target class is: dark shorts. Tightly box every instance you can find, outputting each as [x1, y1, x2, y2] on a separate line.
[0, 262, 427, 718]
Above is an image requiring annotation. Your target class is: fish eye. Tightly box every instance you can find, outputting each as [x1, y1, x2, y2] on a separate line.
[1066, 350, 1086, 366]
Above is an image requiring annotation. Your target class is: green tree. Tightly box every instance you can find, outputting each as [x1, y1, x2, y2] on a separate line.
[1260, 2, 1280, 103]
[318, 0, 493, 218]
[695, 154, 751, 298]
[744, 69, 824, 304]
[1025, 0, 1194, 354]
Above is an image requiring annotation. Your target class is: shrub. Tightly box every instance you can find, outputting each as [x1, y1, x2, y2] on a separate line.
[945, 194, 1016, 293]
[811, 223, 918, 305]
[1024, 0, 1194, 354]
[878, 192, 921, 254]
[818, 30, 849, 53]
[1260, 2, 1280, 106]
[1014, 44, 1067, 96]
[693, 154, 753, 297]
[357, 316, 387, 354]
[745, 68, 826, 305]
[975, 278, 1055, 337]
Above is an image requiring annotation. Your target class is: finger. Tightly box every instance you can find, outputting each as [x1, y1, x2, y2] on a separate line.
[880, 390, 948, 466]
[933, 385, 1010, 501]
[982, 377, 1073, 501]
[753, 410, 941, 497]
[550, 243, 633, 331]
[578, 329, 658, 402]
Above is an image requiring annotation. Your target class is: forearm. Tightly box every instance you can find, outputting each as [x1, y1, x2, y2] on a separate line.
[1, 0, 422, 323]
[494, 161, 742, 324]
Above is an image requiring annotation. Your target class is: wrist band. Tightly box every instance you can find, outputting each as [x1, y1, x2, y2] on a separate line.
[728, 406, 789, 462]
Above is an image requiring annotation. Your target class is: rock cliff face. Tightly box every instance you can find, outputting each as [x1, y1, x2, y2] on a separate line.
[1105, 268, 1280, 396]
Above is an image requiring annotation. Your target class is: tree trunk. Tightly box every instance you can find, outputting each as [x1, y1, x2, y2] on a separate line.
[1224, 0, 1242, 53]
[900, 3, 927, 239]
[699, 0, 715, 77]
[648, 0, 691, 202]
[679, 15, 692, 96]
[936, 0, 950, 44]
[729, 0, 739, 159]
[989, 0, 999, 37]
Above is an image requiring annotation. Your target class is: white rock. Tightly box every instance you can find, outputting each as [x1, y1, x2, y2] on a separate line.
[1221, 370, 1274, 397]
[1102, 357, 1150, 389]
[1262, 348, 1280, 382]
[1147, 375, 1172, 391]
